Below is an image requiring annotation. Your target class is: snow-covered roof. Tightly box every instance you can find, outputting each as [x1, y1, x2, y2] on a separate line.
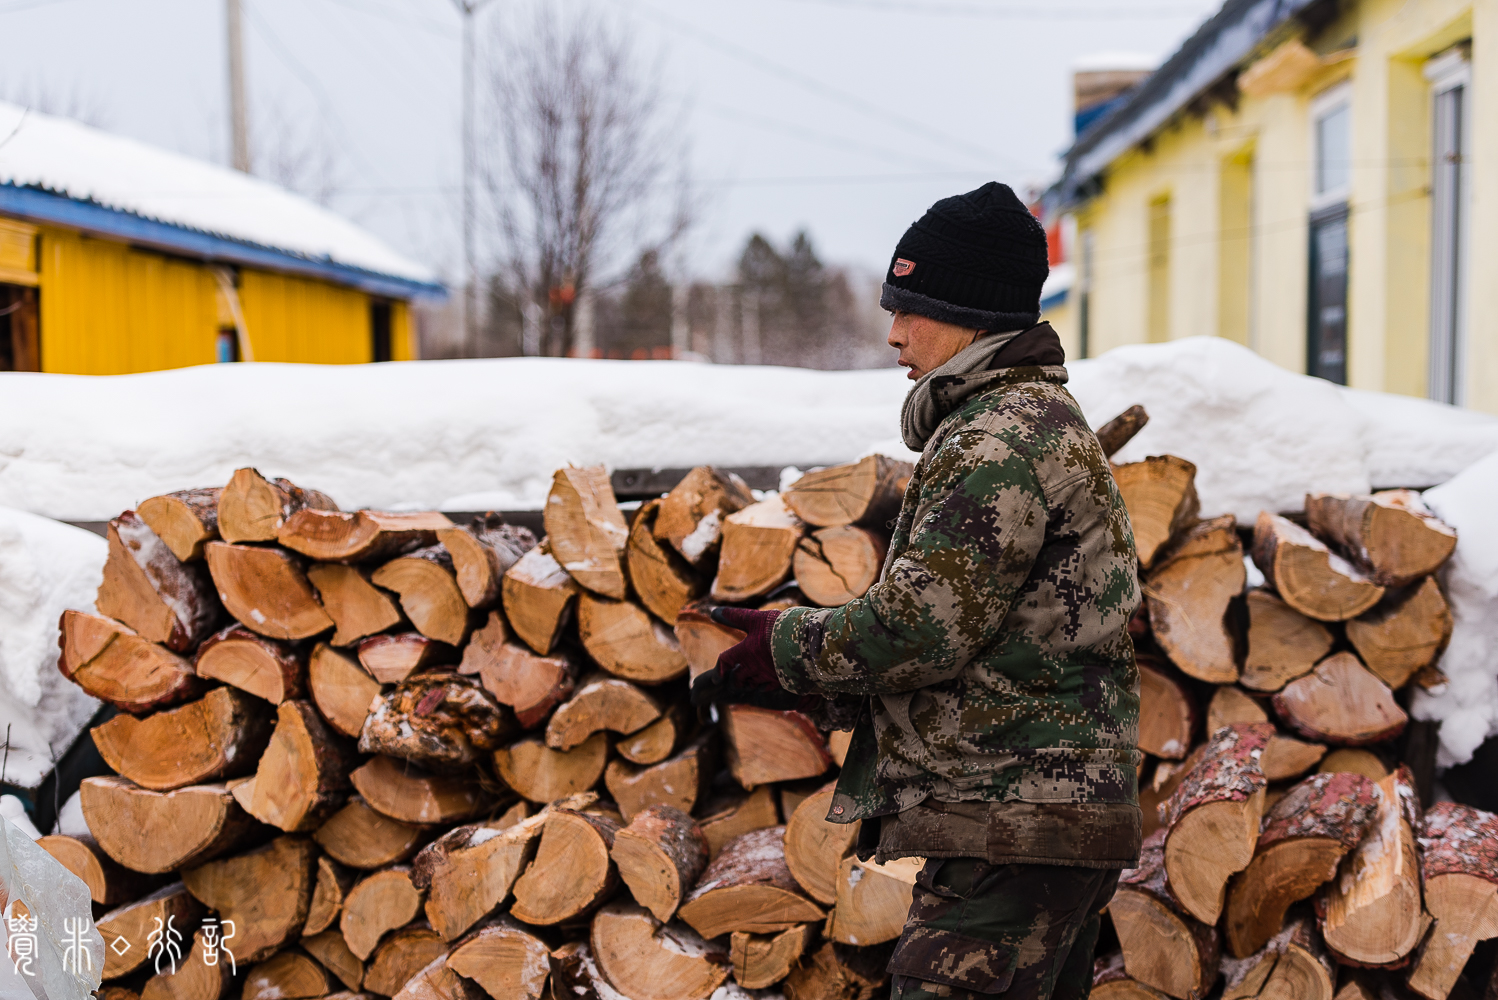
[0, 101, 441, 296]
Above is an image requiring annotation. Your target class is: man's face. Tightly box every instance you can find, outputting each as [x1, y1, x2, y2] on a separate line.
[887, 311, 982, 381]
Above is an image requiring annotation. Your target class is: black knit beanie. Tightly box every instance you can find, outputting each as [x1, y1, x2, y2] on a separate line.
[880, 181, 1049, 331]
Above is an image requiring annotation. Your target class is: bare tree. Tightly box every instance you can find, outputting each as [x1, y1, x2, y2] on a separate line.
[2, 80, 111, 128]
[254, 101, 345, 207]
[481, 5, 690, 358]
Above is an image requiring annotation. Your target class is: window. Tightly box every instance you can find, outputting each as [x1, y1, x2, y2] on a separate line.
[1147, 195, 1171, 343]
[371, 301, 393, 362]
[1309, 85, 1352, 382]
[1426, 49, 1470, 404]
[0, 285, 39, 371]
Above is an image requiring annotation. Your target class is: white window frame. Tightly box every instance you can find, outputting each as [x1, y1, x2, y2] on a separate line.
[1310, 81, 1353, 212]
[1425, 49, 1472, 405]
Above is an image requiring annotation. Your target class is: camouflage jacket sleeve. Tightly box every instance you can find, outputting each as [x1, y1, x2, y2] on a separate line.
[771, 414, 1048, 697]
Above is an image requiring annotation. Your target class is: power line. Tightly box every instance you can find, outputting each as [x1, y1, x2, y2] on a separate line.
[773, 0, 1210, 17]
[316, 0, 458, 37]
[704, 104, 962, 173]
[0, 0, 86, 12]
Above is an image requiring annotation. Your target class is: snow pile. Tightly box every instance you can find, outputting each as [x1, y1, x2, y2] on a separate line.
[0, 508, 104, 789]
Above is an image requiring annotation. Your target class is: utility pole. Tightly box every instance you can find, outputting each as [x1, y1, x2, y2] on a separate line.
[226, 0, 251, 172]
[451, 0, 495, 357]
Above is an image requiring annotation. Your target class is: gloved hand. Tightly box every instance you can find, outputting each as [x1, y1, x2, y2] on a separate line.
[690, 606, 806, 710]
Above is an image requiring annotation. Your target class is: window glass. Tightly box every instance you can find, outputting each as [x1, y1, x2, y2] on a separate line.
[1315, 103, 1351, 196]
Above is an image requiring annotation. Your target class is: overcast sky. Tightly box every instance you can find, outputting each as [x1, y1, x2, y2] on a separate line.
[0, 0, 1223, 282]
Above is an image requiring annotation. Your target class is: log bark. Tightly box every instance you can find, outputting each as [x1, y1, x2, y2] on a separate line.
[1144, 515, 1244, 683]
[782, 455, 912, 530]
[1111, 830, 1221, 1000]
[446, 917, 551, 1000]
[80, 777, 253, 874]
[784, 781, 859, 905]
[438, 514, 535, 611]
[205, 542, 335, 640]
[494, 734, 608, 803]
[1224, 771, 1380, 958]
[678, 826, 825, 939]
[604, 735, 714, 822]
[309, 642, 383, 739]
[1113, 456, 1200, 569]
[1318, 748, 1388, 782]
[182, 835, 317, 963]
[629, 499, 706, 625]
[139, 927, 232, 1000]
[781, 941, 893, 1000]
[617, 703, 689, 765]
[1260, 735, 1327, 782]
[307, 563, 405, 647]
[305, 854, 356, 935]
[244, 949, 340, 1000]
[1161, 722, 1273, 925]
[654, 466, 756, 565]
[1141, 745, 1207, 840]
[58, 609, 205, 713]
[710, 495, 805, 602]
[794, 526, 888, 607]
[314, 796, 425, 870]
[411, 812, 548, 941]
[341, 867, 425, 960]
[37, 833, 154, 905]
[1252, 512, 1385, 622]
[372, 545, 473, 646]
[277, 508, 452, 563]
[1346, 577, 1453, 690]
[589, 902, 729, 1000]
[1138, 660, 1197, 760]
[1241, 590, 1333, 692]
[219, 468, 338, 544]
[577, 593, 690, 684]
[138, 488, 222, 562]
[358, 632, 456, 684]
[349, 755, 496, 825]
[1272, 652, 1408, 745]
[545, 465, 630, 600]
[96, 511, 220, 651]
[674, 608, 745, 683]
[359, 672, 515, 773]
[301, 930, 366, 992]
[824, 855, 916, 946]
[194, 625, 305, 704]
[509, 807, 621, 926]
[698, 785, 781, 859]
[233, 699, 353, 831]
[92, 686, 273, 791]
[732, 925, 816, 990]
[546, 674, 663, 750]
[722, 705, 832, 789]
[611, 804, 709, 922]
[97, 882, 204, 980]
[1406, 802, 1498, 1000]
[365, 924, 446, 997]
[1305, 490, 1458, 588]
[1095, 405, 1150, 458]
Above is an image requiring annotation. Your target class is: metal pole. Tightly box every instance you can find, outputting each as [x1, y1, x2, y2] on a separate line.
[226, 0, 251, 172]
[461, 5, 476, 355]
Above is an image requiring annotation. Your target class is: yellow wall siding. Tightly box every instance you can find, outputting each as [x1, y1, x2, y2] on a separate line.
[240, 270, 372, 365]
[391, 300, 415, 361]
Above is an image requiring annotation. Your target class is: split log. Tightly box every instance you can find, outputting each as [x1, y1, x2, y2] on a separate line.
[81, 777, 253, 874]
[1110, 830, 1221, 1000]
[92, 686, 272, 791]
[205, 542, 335, 640]
[194, 625, 304, 704]
[589, 902, 729, 1000]
[1260, 736, 1327, 782]
[674, 607, 744, 683]
[233, 699, 353, 831]
[698, 786, 781, 859]
[37, 833, 153, 905]
[1241, 590, 1333, 692]
[546, 674, 662, 750]
[309, 643, 383, 739]
[629, 499, 705, 625]
[365, 924, 446, 996]
[545, 465, 630, 599]
[301, 930, 365, 992]
[97, 882, 204, 980]
[372, 546, 472, 646]
[1092, 951, 1170, 1000]
[1141, 745, 1207, 839]
[350, 756, 495, 825]
[139, 927, 232, 1000]
[577, 593, 690, 684]
[1405, 802, 1498, 1000]
[182, 835, 317, 962]
[341, 867, 425, 960]
[1251, 512, 1385, 621]
[1095, 404, 1150, 458]
[219, 467, 338, 544]
[412, 813, 547, 941]
[605, 736, 714, 821]
[711, 495, 805, 602]
[1207, 686, 1268, 732]
[1144, 515, 1244, 684]
[358, 632, 455, 684]
[1319, 748, 1388, 782]
[611, 805, 710, 922]
[305, 854, 356, 935]
[391, 954, 486, 1000]
[314, 796, 424, 869]
[825, 855, 917, 946]
[1138, 660, 1197, 760]
[438, 514, 535, 610]
[99, 988, 141, 1000]
[1113, 456, 1200, 569]
[509, 807, 621, 925]
[462, 617, 576, 729]
[96, 511, 220, 651]
[732, 925, 816, 990]
[1160, 722, 1272, 925]
[58, 609, 204, 713]
[784, 781, 858, 905]
[722, 705, 831, 788]
[279, 508, 452, 563]
[1319, 767, 1429, 967]
[794, 526, 888, 607]
[1221, 916, 1335, 1000]
[1272, 652, 1408, 745]
[678, 826, 825, 939]
[501, 542, 579, 656]
[359, 673, 514, 773]
[1346, 578, 1453, 690]
[307, 563, 405, 647]
[655, 466, 756, 564]
[1224, 771, 1380, 957]
[446, 918, 551, 1000]
[495, 734, 608, 803]
[1305, 490, 1457, 588]
[138, 488, 222, 561]
[245, 949, 339, 1000]
[827, 729, 853, 767]
[617, 703, 689, 765]
[782, 455, 911, 529]
[782, 940, 893, 1000]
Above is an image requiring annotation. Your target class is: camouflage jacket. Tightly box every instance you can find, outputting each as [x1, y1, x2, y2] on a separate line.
[771, 363, 1143, 867]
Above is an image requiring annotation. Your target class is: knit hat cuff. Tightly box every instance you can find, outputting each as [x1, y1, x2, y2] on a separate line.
[881, 283, 1040, 333]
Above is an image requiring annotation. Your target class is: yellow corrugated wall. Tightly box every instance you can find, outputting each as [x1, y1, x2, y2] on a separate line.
[391, 300, 415, 360]
[239, 270, 372, 364]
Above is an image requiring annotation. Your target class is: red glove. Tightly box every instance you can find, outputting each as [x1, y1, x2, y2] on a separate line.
[690, 606, 799, 708]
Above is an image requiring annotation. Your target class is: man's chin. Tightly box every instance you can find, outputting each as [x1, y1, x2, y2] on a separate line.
[905, 369, 923, 381]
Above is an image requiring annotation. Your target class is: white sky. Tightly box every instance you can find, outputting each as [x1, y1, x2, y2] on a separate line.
[0, 0, 1224, 283]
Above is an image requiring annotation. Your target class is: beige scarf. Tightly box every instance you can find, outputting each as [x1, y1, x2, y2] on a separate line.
[899, 329, 1023, 451]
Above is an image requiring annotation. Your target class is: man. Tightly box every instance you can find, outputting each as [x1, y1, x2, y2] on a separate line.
[694, 182, 1142, 1000]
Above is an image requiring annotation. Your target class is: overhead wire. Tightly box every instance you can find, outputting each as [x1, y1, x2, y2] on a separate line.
[771, 0, 1211, 18]
[703, 104, 964, 173]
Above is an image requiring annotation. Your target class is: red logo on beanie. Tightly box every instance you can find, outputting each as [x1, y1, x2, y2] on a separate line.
[892, 258, 915, 277]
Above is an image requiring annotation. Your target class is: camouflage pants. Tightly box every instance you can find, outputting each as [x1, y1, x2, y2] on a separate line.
[887, 859, 1119, 1000]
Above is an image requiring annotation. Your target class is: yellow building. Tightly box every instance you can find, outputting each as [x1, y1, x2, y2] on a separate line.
[0, 102, 442, 374]
[1045, 0, 1494, 410]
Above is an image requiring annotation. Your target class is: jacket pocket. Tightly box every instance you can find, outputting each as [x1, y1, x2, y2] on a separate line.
[887, 926, 1015, 994]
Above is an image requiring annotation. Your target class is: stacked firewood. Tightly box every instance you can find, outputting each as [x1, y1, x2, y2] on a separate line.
[48, 458, 918, 1000]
